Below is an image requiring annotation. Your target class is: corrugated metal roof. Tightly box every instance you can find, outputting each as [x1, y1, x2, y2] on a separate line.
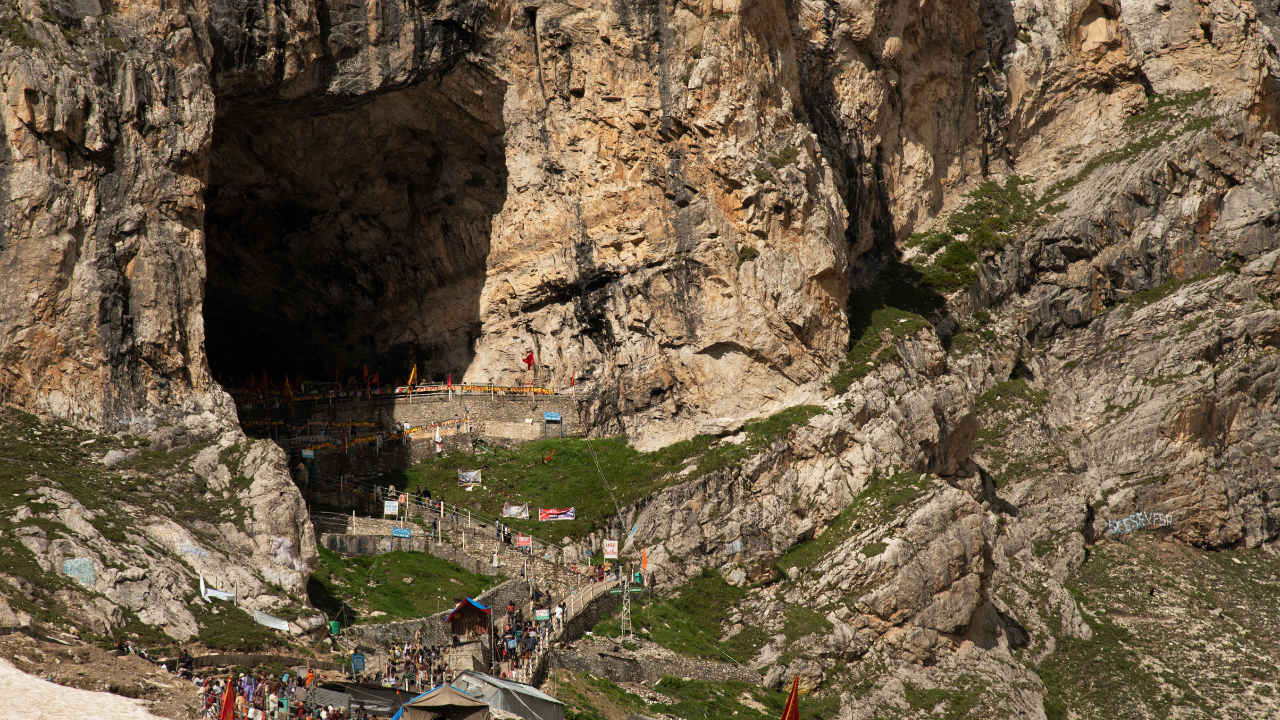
[458, 671, 563, 705]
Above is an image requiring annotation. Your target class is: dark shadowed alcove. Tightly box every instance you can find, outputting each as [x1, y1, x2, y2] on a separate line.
[203, 64, 507, 386]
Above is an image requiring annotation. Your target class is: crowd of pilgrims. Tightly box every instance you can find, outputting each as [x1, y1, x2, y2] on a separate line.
[370, 643, 452, 690]
[197, 667, 371, 720]
[492, 597, 558, 677]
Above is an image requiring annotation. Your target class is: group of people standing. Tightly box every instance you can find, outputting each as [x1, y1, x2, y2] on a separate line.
[371, 642, 450, 692]
[198, 668, 369, 720]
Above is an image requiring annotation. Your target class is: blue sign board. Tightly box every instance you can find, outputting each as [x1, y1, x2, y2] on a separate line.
[301, 449, 315, 459]
[391, 527, 412, 538]
[543, 412, 562, 422]
[351, 653, 365, 673]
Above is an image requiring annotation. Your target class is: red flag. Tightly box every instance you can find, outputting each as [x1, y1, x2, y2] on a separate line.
[371, 370, 379, 388]
[780, 676, 800, 720]
[522, 352, 534, 369]
[447, 372, 452, 388]
[543, 449, 555, 464]
[218, 673, 236, 720]
[335, 362, 343, 385]
[363, 364, 370, 388]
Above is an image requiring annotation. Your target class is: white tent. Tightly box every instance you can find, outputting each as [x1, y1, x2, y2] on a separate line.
[453, 671, 565, 720]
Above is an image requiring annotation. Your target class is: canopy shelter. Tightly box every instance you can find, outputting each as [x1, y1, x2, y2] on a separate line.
[446, 598, 492, 641]
[453, 671, 565, 720]
[327, 682, 407, 717]
[391, 684, 491, 720]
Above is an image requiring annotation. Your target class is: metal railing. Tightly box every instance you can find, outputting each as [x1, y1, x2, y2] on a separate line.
[231, 384, 571, 414]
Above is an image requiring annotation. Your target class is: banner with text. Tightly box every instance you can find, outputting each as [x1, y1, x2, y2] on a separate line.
[502, 503, 530, 519]
[539, 507, 576, 521]
[458, 470, 483, 487]
[603, 540, 618, 559]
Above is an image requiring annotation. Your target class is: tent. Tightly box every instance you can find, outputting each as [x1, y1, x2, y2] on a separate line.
[445, 598, 492, 641]
[391, 684, 491, 720]
[330, 682, 408, 717]
[453, 671, 564, 720]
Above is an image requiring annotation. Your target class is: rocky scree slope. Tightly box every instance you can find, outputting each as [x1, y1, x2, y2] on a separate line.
[0, 408, 319, 650]
[590, 258, 1280, 719]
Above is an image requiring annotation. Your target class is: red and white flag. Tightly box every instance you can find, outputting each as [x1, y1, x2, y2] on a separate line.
[538, 507, 575, 521]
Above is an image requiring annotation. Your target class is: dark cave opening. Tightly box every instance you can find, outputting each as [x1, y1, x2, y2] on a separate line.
[202, 66, 508, 389]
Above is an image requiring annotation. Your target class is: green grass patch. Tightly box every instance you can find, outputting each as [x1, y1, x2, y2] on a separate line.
[945, 324, 999, 356]
[768, 147, 800, 169]
[976, 378, 1049, 413]
[904, 678, 982, 719]
[1125, 88, 1210, 127]
[829, 261, 940, 394]
[1128, 266, 1235, 309]
[192, 602, 282, 653]
[753, 167, 774, 183]
[856, 470, 928, 525]
[861, 541, 887, 557]
[945, 177, 1044, 250]
[383, 408, 824, 542]
[2, 17, 43, 48]
[782, 605, 833, 641]
[778, 471, 926, 572]
[737, 246, 760, 266]
[652, 677, 841, 720]
[624, 567, 767, 662]
[308, 546, 503, 624]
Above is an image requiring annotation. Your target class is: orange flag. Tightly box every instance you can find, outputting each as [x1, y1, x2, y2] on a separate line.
[780, 676, 800, 720]
[218, 673, 236, 720]
[641, 548, 648, 571]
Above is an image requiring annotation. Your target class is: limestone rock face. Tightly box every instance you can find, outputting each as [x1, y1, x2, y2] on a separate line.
[1, 0, 1277, 448]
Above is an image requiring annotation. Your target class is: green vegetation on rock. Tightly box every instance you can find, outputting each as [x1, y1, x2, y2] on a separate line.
[779, 470, 926, 574]
[596, 567, 767, 662]
[308, 546, 502, 624]
[830, 262, 941, 394]
[652, 677, 841, 720]
[382, 406, 826, 542]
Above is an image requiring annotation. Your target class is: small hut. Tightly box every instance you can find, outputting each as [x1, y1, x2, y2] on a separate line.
[446, 598, 492, 642]
[392, 684, 491, 720]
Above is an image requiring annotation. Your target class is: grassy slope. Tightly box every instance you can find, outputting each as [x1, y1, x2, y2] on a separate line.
[308, 546, 504, 624]
[1036, 538, 1280, 720]
[374, 406, 827, 543]
[556, 671, 840, 720]
[0, 408, 288, 651]
[592, 567, 769, 663]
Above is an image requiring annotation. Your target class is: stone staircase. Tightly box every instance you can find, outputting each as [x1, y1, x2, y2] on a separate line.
[324, 505, 623, 687]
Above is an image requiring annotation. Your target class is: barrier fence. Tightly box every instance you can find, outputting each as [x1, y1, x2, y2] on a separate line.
[231, 383, 565, 414]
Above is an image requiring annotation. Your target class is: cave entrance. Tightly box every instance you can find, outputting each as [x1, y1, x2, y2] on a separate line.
[202, 66, 507, 390]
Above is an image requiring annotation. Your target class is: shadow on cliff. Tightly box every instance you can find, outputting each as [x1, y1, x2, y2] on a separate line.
[202, 65, 508, 388]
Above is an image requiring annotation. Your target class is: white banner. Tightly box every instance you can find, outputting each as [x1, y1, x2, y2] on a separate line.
[253, 610, 290, 632]
[603, 540, 618, 559]
[384, 500, 400, 515]
[200, 573, 236, 602]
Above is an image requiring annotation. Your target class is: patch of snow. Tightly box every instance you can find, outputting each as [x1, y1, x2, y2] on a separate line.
[0, 657, 166, 720]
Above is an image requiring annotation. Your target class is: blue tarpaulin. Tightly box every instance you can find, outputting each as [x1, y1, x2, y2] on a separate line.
[445, 597, 491, 623]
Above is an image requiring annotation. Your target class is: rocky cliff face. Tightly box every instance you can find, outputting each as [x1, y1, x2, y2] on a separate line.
[2, 0, 1280, 716]
[1, 0, 1273, 442]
